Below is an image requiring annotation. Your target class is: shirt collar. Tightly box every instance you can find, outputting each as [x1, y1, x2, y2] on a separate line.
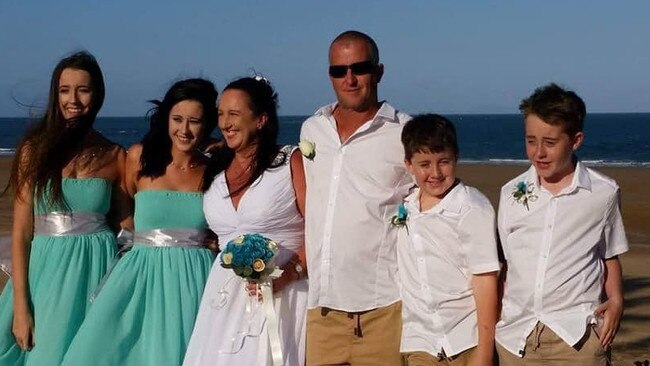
[315, 101, 400, 125]
[404, 181, 464, 216]
[525, 159, 592, 196]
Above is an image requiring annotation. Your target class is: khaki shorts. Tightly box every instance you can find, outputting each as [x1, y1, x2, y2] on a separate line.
[497, 322, 610, 366]
[306, 301, 402, 366]
[401, 347, 476, 366]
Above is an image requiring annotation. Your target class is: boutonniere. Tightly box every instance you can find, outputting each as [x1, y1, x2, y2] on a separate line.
[390, 204, 409, 233]
[512, 181, 538, 210]
[298, 140, 316, 160]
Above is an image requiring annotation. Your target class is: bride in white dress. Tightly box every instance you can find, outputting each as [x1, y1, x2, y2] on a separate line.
[183, 77, 307, 366]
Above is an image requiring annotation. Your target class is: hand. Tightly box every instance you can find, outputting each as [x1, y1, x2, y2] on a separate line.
[246, 281, 263, 301]
[272, 270, 295, 294]
[246, 268, 297, 300]
[200, 138, 225, 158]
[203, 230, 219, 256]
[470, 345, 494, 366]
[12, 308, 34, 351]
[593, 297, 623, 349]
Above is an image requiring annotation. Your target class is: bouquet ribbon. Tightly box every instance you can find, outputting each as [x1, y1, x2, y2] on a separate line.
[261, 280, 283, 366]
[213, 272, 284, 365]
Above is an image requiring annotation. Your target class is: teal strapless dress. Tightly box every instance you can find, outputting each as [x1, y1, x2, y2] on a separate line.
[0, 178, 117, 366]
[61, 190, 214, 366]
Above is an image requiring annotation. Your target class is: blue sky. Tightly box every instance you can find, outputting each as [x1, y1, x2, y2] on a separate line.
[1, 1, 649, 116]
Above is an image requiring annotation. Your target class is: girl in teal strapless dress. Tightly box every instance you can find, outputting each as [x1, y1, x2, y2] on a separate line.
[0, 52, 130, 366]
[61, 78, 219, 366]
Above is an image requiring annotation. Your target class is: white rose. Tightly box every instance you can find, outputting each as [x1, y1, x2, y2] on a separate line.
[298, 140, 316, 160]
[221, 252, 233, 265]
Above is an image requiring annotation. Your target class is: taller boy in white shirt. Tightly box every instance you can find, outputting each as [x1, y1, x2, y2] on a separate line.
[398, 114, 500, 366]
[496, 83, 628, 365]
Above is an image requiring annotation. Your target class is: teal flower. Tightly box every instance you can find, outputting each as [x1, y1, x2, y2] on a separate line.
[220, 233, 279, 280]
[390, 204, 409, 233]
[512, 181, 538, 210]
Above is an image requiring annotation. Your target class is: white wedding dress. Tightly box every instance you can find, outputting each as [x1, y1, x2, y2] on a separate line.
[184, 146, 307, 366]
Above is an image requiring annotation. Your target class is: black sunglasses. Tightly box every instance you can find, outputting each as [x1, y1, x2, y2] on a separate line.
[328, 60, 377, 78]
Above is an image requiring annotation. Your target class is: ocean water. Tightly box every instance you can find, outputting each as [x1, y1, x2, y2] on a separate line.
[0, 113, 649, 166]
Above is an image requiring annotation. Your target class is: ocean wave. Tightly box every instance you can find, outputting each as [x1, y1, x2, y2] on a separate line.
[459, 158, 650, 168]
[0, 148, 15, 156]
[0, 149, 648, 167]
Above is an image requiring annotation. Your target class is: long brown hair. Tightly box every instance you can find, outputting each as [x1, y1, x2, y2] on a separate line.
[206, 77, 284, 196]
[6, 51, 106, 209]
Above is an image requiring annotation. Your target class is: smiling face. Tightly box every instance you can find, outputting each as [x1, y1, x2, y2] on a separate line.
[218, 89, 265, 152]
[168, 99, 205, 153]
[58, 68, 94, 120]
[405, 148, 458, 209]
[525, 114, 583, 189]
[328, 39, 383, 112]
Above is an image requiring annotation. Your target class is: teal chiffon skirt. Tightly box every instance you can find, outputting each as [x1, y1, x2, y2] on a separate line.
[0, 230, 116, 366]
[60, 245, 213, 366]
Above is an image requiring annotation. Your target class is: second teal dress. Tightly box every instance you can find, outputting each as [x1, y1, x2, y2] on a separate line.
[61, 190, 214, 366]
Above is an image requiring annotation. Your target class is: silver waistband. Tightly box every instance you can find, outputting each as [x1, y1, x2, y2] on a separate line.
[126, 228, 207, 248]
[89, 227, 209, 303]
[33, 211, 109, 236]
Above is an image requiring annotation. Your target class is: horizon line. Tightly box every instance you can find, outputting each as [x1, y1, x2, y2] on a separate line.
[1, 111, 650, 119]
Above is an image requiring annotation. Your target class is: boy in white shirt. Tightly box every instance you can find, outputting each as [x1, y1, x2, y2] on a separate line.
[398, 114, 500, 366]
[496, 83, 628, 365]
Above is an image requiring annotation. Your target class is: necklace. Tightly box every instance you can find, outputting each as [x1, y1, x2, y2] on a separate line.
[74, 146, 105, 163]
[169, 160, 197, 171]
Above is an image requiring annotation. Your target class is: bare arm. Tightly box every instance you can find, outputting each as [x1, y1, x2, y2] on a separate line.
[11, 151, 36, 350]
[109, 147, 133, 232]
[289, 149, 306, 217]
[124, 144, 143, 200]
[289, 149, 307, 274]
[471, 271, 498, 366]
[594, 256, 623, 349]
[264, 150, 307, 295]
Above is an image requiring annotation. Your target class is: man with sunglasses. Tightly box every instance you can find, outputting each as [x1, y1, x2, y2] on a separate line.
[300, 30, 412, 366]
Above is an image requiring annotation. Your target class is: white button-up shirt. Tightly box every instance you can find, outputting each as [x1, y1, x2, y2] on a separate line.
[496, 162, 629, 356]
[300, 102, 412, 311]
[398, 183, 500, 357]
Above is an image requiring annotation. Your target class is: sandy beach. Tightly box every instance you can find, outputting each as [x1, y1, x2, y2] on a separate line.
[0, 156, 648, 362]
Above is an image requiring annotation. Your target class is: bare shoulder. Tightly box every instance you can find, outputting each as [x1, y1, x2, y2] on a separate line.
[90, 131, 125, 159]
[126, 143, 143, 164]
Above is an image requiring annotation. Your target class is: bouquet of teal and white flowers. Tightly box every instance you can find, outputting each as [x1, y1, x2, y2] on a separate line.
[220, 233, 281, 281]
[217, 233, 286, 365]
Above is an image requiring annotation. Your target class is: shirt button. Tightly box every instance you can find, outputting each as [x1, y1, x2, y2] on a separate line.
[418, 258, 425, 263]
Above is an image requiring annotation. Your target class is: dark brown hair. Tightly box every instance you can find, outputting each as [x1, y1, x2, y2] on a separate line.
[519, 83, 586, 137]
[401, 114, 459, 161]
[7, 51, 105, 208]
[138, 78, 218, 191]
[206, 77, 284, 196]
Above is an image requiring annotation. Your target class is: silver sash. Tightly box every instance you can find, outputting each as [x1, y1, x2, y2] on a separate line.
[34, 211, 109, 236]
[129, 228, 207, 248]
[89, 228, 208, 303]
